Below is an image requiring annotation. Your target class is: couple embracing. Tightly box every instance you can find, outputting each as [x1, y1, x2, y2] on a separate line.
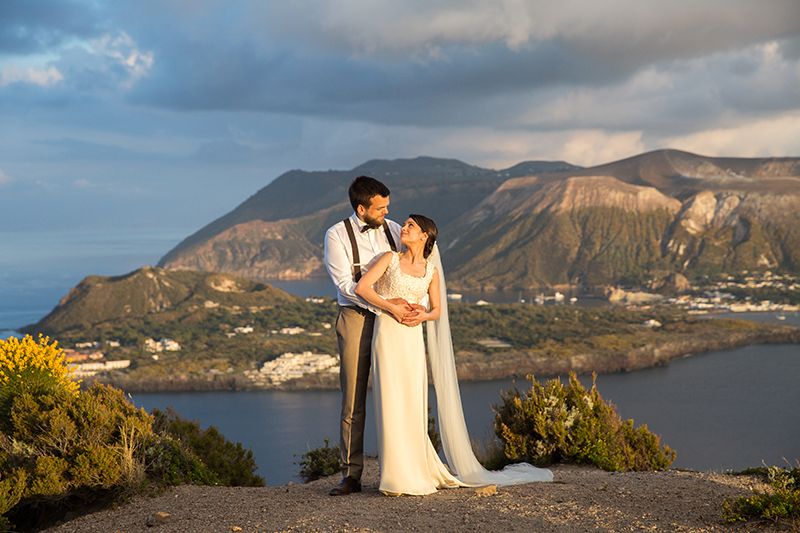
[324, 176, 553, 497]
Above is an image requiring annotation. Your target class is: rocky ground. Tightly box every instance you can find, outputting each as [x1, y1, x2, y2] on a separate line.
[45, 459, 795, 532]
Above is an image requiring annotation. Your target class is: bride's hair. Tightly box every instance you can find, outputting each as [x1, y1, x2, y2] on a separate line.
[409, 214, 438, 258]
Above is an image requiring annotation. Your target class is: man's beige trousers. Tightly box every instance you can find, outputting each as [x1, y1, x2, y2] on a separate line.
[336, 305, 375, 480]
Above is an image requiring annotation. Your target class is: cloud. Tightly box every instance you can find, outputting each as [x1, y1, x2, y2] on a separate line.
[0, 64, 63, 87]
[72, 178, 91, 188]
[112, 1, 798, 143]
[0, 0, 104, 54]
[664, 112, 800, 158]
[559, 131, 646, 167]
[257, 0, 800, 61]
[0, 168, 12, 185]
[87, 32, 154, 86]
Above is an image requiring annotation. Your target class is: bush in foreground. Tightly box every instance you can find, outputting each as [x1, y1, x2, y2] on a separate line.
[152, 408, 263, 486]
[494, 372, 676, 471]
[723, 466, 800, 525]
[297, 438, 341, 482]
[0, 334, 262, 531]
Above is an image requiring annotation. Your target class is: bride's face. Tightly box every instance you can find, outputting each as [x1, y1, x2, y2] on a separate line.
[400, 218, 428, 248]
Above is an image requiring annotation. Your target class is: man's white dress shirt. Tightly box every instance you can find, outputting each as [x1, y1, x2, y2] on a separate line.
[324, 213, 402, 314]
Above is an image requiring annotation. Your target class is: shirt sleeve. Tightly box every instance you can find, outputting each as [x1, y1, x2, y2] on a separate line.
[324, 226, 382, 314]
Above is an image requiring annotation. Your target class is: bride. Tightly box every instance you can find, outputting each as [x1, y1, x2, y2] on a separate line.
[355, 214, 553, 496]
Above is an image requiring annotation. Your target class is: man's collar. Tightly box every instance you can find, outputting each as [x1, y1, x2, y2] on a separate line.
[350, 212, 367, 230]
[350, 212, 379, 231]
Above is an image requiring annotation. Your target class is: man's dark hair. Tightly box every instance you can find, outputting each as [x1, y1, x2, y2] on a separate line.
[349, 175, 390, 211]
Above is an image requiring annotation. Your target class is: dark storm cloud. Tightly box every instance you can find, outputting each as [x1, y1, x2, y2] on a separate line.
[107, 0, 799, 135]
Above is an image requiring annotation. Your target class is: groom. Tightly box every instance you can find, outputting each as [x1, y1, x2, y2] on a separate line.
[323, 175, 418, 496]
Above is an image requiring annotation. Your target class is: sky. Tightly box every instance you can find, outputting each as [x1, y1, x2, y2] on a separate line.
[1, 0, 799, 233]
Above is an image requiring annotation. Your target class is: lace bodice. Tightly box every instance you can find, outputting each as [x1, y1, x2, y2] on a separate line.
[374, 252, 434, 305]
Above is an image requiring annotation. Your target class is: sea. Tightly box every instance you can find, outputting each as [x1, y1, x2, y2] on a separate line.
[1, 228, 798, 485]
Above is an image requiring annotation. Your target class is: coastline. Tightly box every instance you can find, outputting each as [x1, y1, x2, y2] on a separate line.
[93, 325, 800, 393]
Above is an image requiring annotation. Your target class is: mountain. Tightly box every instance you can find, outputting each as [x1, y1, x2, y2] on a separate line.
[23, 266, 295, 335]
[157, 150, 800, 289]
[443, 150, 800, 289]
[157, 156, 581, 279]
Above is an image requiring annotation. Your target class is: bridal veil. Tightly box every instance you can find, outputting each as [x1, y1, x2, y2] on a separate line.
[426, 244, 553, 485]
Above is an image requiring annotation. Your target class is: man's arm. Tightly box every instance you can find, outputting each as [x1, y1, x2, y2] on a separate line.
[324, 227, 382, 313]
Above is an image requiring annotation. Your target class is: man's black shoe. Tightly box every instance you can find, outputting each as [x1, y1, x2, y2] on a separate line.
[329, 476, 362, 496]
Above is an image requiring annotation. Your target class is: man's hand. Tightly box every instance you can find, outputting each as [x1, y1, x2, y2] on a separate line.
[401, 304, 428, 327]
[386, 298, 413, 323]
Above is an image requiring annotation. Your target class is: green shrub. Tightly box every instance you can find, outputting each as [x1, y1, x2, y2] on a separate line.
[0, 468, 27, 522]
[0, 335, 263, 530]
[143, 436, 219, 486]
[152, 408, 263, 486]
[493, 372, 676, 471]
[723, 466, 800, 524]
[297, 438, 340, 482]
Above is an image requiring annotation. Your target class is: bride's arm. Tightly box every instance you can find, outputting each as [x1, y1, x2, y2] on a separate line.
[425, 269, 442, 321]
[355, 253, 411, 322]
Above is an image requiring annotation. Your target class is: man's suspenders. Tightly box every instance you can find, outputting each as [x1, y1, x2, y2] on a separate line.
[342, 218, 398, 282]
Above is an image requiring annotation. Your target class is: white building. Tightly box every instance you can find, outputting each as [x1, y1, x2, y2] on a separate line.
[75, 341, 99, 349]
[245, 351, 339, 385]
[69, 359, 131, 378]
[144, 338, 182, 353]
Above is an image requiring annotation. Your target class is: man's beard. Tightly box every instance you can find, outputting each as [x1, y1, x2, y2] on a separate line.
[363, 213, 384, 228]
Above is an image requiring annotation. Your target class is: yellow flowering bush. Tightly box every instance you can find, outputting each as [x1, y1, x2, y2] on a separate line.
[0, 335, 79, 426]
[0, 333, 80, 389]
[0, 334, 263, 530]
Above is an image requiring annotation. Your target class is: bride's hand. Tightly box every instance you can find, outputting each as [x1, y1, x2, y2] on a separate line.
[386, 298, 413, 323]
[401, 304, 428, 327]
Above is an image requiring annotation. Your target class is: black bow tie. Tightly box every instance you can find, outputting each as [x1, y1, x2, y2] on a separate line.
[360, 224, 380, 233]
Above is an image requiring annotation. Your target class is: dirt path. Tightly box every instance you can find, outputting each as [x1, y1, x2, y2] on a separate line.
[45, 459, 792, 532]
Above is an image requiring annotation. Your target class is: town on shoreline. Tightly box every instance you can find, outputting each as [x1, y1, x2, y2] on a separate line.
[16, 269, 799, 393]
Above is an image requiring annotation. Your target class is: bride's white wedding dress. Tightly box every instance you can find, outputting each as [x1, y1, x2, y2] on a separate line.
[372, 251, 464, 494]
[371, 249, 553, 495]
